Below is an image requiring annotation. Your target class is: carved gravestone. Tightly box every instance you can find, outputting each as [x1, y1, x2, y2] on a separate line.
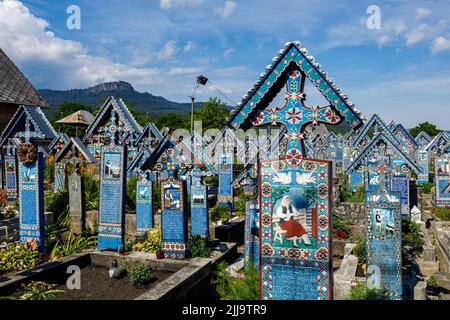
[54, 162, 66, 192]
[244, 199, 259, 268]
[68, 171, 85, 234]
[366, 192, 402, 300]
[97, 111, 127, 251]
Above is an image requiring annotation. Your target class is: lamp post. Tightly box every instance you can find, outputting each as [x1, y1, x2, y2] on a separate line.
[189, 75, 208, 134]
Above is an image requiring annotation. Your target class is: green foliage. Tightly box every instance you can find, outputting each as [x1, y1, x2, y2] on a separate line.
[346, 282, 387, 300]
[84, 174, 100, 210]
[203, 176, 219, 186]
[401, 217, 424, 264]
[19, 281, 65, 300]
[340, 174, 365, 203]
[44, 189, 69, 223]
[353, 238, 366, 265]
[432, 206, 450, 221]
[409, 122, 441, 138]
[0, 203, 17, 220]
[126, 176, 137, 211]
[51, 102, 93, 137]
[154, 112, 188, 130]
[188, 235, 211, 258]
[210, 205, 232, 223]
[44, 160, 54, 184]
[233, 199, 245, 213]
[130, 264, 153, 286]
[192, 97, 230, 131]
[0, 242, 38, 274]
[49, 232, 96, 261]
[121, 99, 148, 126]
[419, 182, 434, 194]
[427, 275, 438, 288]
[333, 214, 352, 240]
[214, 261, 259, 300]
[132, 228, 162, 253]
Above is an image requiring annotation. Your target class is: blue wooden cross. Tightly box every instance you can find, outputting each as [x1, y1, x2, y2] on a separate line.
[15, 119, 45, 143]
[99, 110, 125, 146]
[252, 69, 341, 165]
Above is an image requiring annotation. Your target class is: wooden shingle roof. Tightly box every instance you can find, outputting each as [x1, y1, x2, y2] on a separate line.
[0, 48, 48, 108]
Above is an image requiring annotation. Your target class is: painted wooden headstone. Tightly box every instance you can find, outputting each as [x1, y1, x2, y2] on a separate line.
[415, 132, 431, 184]
[391, 175, 410, 216]
[157, 150, 189, 259]
[16, 121, 45, 251]
[136, 170, 156, 234]
[50, 133, 69, 192]
[244, 199, 259, 268]
[190, 166, 210, 237]
[365, 191, 402, 300]
[4, 145, 18, 202]
[98, 110, 127, 251]
[434, 157, 450, 207]
[226, 41, 365, 300]
[218, 154, 234, 208]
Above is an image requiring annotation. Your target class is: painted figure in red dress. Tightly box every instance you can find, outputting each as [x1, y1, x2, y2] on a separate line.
[276, 196, 311, 247]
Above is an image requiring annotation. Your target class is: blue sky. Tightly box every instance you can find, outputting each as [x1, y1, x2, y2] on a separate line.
[1, 0, 450, 128]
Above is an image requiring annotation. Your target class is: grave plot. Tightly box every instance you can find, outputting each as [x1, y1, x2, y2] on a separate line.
[226, 41, 364, 300]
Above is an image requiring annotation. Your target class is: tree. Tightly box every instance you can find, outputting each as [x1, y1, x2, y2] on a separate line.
[121, 99, 148, 127]
[154, 112, 189, 131]
[51, 102, 92, 137]
[193, 97, 230, 131]
[409, 122, 441, 138]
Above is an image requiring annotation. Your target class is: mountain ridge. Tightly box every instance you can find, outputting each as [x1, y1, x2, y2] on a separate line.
[38, 81, 208, 117]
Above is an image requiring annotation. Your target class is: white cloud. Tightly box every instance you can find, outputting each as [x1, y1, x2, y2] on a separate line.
[183, 41, 196, 53]
[431, 36, 450, 53]
[215, 1, 237, 18]
[377, 35, 391, 47]
[159, 0, 204, 10]
[416, 7, 432, 20]
[223, 48, 235, 59]
[0, 0, 160, 89]
[167, 67, 202, 75]
[155, 40, 178, 60]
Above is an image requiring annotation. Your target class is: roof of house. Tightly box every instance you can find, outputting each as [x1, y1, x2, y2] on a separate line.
[0, 48, 48, 108]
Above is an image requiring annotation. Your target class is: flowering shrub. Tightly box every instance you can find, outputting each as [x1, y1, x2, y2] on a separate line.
[0, 241, 39, 274]
[333, 215, 352, 240]
[132, 228, 162, 253]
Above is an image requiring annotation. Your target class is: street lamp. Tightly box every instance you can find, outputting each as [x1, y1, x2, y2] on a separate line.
[189, 75, 208, 134]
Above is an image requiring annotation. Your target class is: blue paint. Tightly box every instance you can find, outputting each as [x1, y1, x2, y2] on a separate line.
[98, 147, 126, 251]
[136, 179, 153, 234]
[18, 152, 45, 252]
[244, 200, 259, 268]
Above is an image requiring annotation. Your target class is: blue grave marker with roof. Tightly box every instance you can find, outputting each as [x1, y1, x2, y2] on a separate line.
[97, 108, 127, 251]
[226, 41, 364, 300]
[16, 119, 46, 251]
[415, 131, 432, 184]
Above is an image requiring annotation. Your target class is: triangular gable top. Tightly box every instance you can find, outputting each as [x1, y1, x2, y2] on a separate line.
[340, 129, 357, 145]
[415, 131, 432, 145]
[352, 114, 400, 148]
[316, 132, 341, 155]
[134, 122, 163, 147]
[54, 137, 96, 163]
[49, 132, 70, 154]
[0, 105, 57, 148]
[388, 120, 397, 130]
[131, 132, 210, 173]
[425, 131, 450, 152]
[393, 124, 417, 147]
[225, 41, 364, 131]
[209, 127, 244, 151]
[82, 96, 142, 143]
[346, 132, 421, 174]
